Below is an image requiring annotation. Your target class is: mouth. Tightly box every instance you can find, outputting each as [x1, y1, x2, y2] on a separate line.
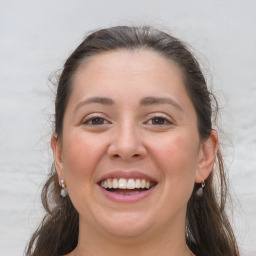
[98, 178, 157, 195]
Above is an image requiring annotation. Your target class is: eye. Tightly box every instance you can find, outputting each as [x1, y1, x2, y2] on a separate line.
[82, 116, 110, 125]
[146, 116, 173, 126]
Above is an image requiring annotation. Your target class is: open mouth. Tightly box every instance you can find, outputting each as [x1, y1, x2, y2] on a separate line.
[98, 178, 157, 195]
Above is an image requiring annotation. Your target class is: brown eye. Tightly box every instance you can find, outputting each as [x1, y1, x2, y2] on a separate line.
[151, 117, 166, 125]
[83, 117, 108, 125]
[91, 118, 105, 125]
[148, 117, 171, 125]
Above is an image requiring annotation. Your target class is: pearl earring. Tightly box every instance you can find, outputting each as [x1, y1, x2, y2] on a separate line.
[60, 177, 68, 197]
[196, 180, 205, 197]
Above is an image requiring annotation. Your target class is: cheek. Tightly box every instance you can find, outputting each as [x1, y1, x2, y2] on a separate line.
[150, 132, 199, 184]
[62, 131, 107, 180]
[153, 133, 200, 214]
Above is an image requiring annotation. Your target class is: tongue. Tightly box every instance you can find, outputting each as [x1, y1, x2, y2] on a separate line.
[108, 188, 147, 194]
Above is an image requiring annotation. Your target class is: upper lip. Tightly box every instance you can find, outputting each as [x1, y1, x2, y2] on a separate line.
[97, 170, 158, 183]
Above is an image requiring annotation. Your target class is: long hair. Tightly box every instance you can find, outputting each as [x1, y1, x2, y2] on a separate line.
[25, 26, 240, 256]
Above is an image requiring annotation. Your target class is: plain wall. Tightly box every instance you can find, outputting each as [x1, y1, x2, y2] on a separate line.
[0, 0, 255, 255]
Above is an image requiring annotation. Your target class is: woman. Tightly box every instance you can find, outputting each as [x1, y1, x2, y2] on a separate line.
[26, 26, 240, 256]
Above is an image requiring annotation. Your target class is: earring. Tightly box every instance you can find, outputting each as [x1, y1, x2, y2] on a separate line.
[60, 177, 68, 197]
[196, 180, 205, 197]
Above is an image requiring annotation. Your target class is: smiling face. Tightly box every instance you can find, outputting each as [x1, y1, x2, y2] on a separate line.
[52, 49, 216, 240]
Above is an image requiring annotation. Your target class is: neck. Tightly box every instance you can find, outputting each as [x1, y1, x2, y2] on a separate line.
[70, 218, 193, 256]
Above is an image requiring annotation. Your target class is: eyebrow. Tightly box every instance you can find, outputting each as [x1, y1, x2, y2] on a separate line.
[140, 97, 183, 111]
[74, 97, 114, 112]
[74, 96, 183, 112]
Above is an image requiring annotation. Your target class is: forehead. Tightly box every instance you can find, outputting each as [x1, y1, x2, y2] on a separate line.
[76, 49, 183, 77]
[65, 49, 197, 125]
[72, 49, 186, 96]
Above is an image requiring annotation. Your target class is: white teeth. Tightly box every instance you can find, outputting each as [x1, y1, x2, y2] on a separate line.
[119, 178, 127, 189]
[107, 179, 112, 189]
[141, 179, 146, 188]
[112, 178, 118, 189]
[100, 178, 154, 190]
[135, 179, 141, 188]
[127, 179, 135, 189]
[101, 180, 107, 188]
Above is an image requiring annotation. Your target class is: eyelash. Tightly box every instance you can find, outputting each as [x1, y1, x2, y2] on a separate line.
[144, 115, 173, 126]
[82, 115, 110, 126]
[82, 114, 173, 126]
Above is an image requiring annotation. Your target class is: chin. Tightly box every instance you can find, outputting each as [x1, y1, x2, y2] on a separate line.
[96, 212, 154, 238]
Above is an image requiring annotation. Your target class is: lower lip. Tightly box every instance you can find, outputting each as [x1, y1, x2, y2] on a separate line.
[98, 185, 157, 203]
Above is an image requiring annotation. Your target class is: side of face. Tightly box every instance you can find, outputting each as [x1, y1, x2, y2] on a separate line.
[51, 49, 218, 238]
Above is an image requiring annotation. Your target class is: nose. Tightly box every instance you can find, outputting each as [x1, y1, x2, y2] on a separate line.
[107, 122, 147, 161]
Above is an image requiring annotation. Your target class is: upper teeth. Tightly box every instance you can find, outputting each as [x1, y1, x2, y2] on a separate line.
[100, 178, 152, 189]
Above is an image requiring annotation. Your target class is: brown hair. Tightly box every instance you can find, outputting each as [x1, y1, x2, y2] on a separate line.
[25, 26, 240, 256]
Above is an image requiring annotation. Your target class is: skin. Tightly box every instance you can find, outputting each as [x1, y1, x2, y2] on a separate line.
[51, 49, 218, 256]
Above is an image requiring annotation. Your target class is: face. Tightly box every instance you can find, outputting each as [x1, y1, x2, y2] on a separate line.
[52, 49, 215, 239]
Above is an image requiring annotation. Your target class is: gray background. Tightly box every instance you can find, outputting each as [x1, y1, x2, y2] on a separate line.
[0, 0, 255, 255]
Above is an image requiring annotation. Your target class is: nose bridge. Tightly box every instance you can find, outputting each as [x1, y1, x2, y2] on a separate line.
[118, 119, 138, 147]
[108, 117, 146, 160]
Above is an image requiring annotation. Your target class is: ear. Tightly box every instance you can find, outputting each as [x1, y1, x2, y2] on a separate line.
[195, 130, 218, 183]
[51, 133, 64, 185]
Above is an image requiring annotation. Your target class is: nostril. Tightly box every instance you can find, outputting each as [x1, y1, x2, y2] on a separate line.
[112, 153, 140, 159]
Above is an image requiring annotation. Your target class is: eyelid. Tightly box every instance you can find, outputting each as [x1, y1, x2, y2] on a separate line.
[81, 112, 174, 126]
[144, 113, 174, 125]
[82, 113, 111, 125]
